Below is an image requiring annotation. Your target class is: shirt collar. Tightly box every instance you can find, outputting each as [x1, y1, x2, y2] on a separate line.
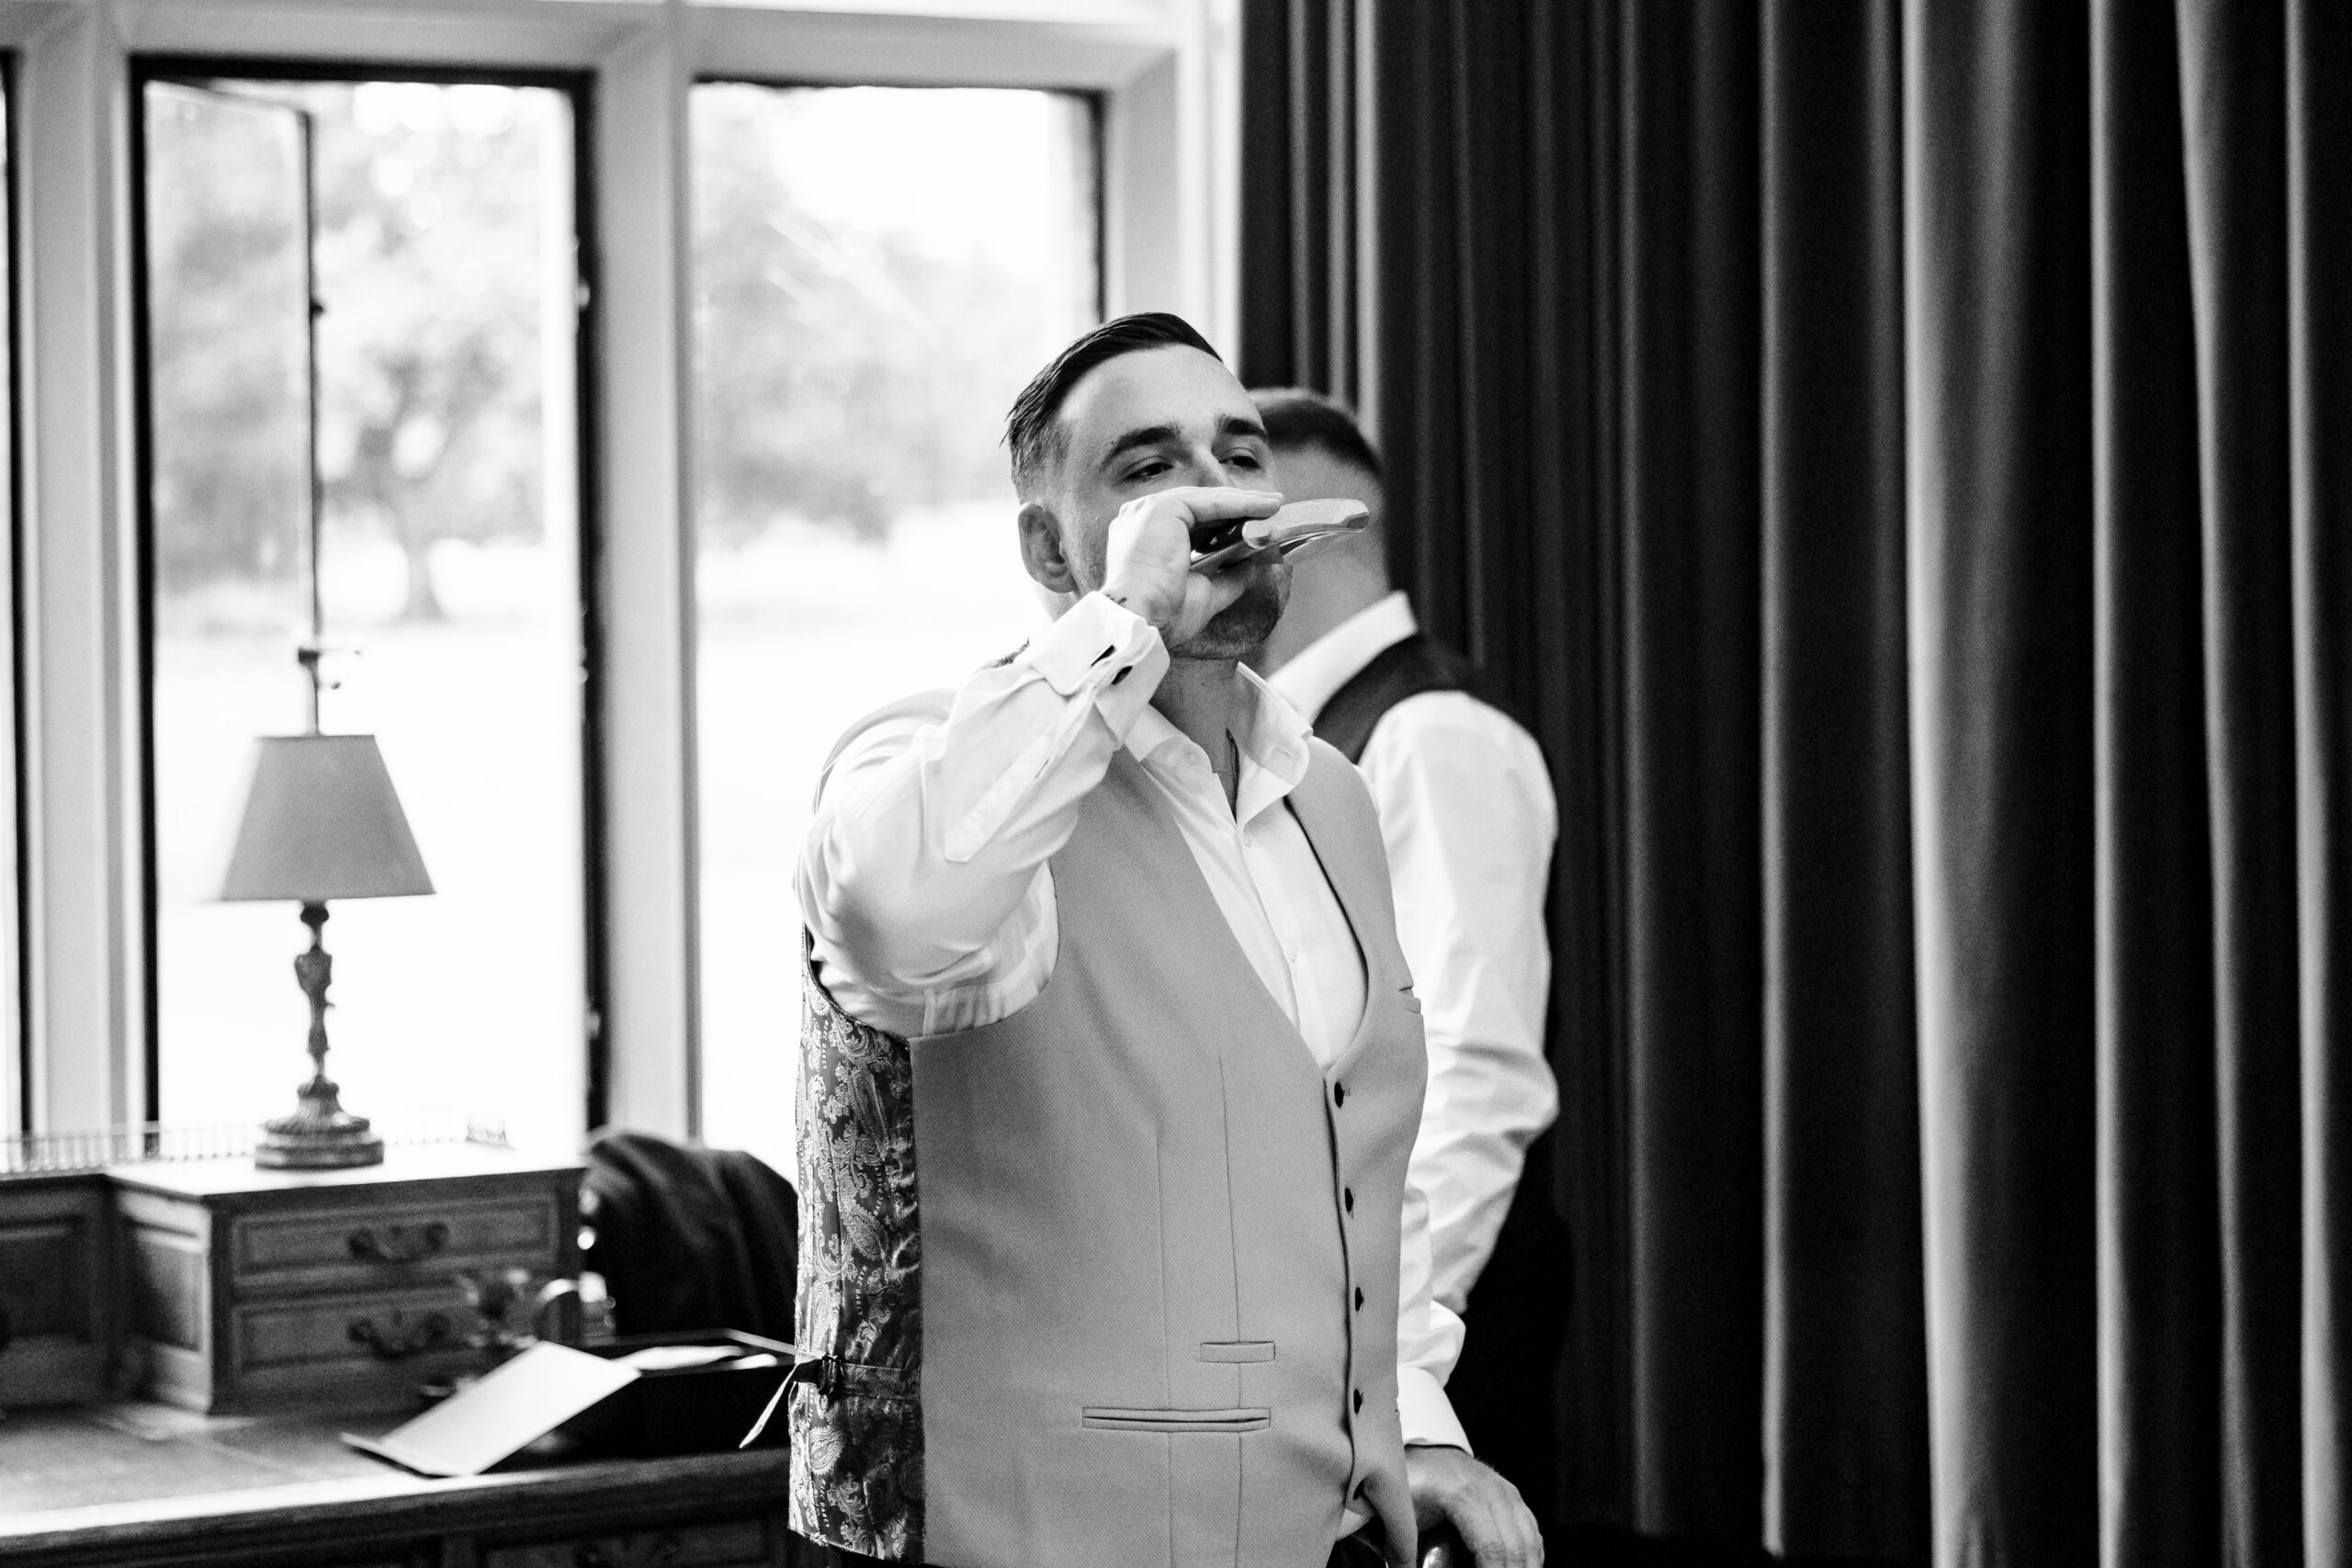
[1124, 665, 1315, 823]
[1263, 591, 1419, 725]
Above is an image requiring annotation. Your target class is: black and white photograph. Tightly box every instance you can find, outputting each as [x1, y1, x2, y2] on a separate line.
[0, 4, 2344, 1567]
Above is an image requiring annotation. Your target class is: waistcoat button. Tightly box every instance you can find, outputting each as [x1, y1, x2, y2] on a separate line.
[1355, 1286, 1364, 1311]
[1343, 1188, 1354, 1213]
[1353, 1389, 1364, 1414]
[1333, 1082, 1346, 1107]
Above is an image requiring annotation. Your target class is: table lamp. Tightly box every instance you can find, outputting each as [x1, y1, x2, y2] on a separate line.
[215, 117, 434, 1170]
[220, 729, 434, 1168]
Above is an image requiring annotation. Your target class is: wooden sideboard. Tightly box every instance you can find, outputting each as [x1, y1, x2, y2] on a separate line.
[0, 1400, 803, 1567]
[111, 1145, 582, 1413]
[1, 1143, 812, 1565]
[0, 1142, 581, 1413]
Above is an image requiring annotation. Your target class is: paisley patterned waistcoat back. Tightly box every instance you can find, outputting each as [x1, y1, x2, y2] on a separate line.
[793, 692, 1427, 1568]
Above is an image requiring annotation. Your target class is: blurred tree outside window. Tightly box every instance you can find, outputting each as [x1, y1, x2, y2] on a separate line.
[143, 78, 586, 1153]
[692, 85, 1098, 1172]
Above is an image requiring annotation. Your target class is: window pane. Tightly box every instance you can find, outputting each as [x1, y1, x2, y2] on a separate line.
[144, 79, 585, 1153]
[692, 85, 1097, 1169]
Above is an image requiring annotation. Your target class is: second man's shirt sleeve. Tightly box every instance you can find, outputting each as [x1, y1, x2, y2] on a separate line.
[1360, 693, 1561, 1317]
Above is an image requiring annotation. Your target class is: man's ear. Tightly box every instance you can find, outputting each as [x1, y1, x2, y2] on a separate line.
[1017, 501, 1079, 594]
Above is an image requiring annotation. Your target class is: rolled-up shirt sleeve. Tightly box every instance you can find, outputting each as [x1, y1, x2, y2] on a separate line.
[797, 592, 1168, 1037]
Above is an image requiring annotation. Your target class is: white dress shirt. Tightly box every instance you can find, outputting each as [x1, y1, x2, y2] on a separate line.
[1269, 592, 1560, 1318]
[798, 590, 1471, 1452]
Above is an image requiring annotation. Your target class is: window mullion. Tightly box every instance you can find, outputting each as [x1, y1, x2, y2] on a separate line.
[18, 8, 144, 1134]
[594, 14, 699, 1141]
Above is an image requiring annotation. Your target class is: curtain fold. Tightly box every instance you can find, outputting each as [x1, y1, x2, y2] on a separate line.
[2291, 1, 2352, 1557]
[1758, 1, 1925, 1560]
[2090, 3, 2220, 1563]
[1240, 1, 2349, 1562]
[1903, 4, 2100, 1562]
[1615, 0, 1765, 1540]
[1369, 0, 1541, 670]
[1237, 0, 1360, 400]
[2173, 5, 2308, 1559]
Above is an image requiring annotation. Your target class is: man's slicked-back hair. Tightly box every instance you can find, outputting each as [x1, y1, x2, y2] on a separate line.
[1004, 311, 1222, 497]
[1249, 387, 1384, 484]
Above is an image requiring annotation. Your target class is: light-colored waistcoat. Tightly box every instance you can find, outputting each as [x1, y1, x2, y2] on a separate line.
[795, 697, 1427, 1568]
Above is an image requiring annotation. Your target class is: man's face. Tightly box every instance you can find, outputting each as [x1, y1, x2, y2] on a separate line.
[1041, 345, 1290, 659]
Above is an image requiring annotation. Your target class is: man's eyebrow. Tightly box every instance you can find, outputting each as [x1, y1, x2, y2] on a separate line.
[1098, 423, 1182, 470]
[1098, 415, 1271, 473]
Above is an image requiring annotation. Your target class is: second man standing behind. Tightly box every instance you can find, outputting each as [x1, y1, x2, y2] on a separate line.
[1250, 389, 1568, 1531]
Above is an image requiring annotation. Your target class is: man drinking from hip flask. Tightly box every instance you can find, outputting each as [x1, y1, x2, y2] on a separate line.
[792, 313, 1543, 1568]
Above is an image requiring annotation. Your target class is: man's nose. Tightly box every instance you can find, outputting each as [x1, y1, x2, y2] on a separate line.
[1185, 446, 1243, 487]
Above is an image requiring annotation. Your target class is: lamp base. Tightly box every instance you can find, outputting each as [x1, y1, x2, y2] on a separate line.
[255, 1075, 384, 1169]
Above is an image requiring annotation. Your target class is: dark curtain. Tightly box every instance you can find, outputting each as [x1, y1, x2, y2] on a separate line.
[1237, 0, 1363, 402]
[1238, 1, 2352, 1563]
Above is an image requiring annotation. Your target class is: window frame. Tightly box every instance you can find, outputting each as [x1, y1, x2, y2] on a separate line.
[1, 45, 24, 1135]
[688, 74, 1110, 326]
[1, 0, 1237, 1142]
[125, 55, 609, 1134]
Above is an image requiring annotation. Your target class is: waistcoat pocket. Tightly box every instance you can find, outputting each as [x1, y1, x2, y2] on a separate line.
[1081, 1405, 1272, 1433]
[1196, 1340, 1277, 1362]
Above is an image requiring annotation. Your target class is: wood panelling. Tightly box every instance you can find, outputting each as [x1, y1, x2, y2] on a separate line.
[129, 1224, 207, 1350]
[0, 1175, 114, 1405]
[481, 1515, 775, 1567]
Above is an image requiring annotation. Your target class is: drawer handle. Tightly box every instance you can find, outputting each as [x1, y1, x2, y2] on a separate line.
[347, 1309, 458, 1361]
[347, 1220, 450, 1263]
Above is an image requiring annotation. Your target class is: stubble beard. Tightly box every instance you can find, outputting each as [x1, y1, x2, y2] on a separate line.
[1168, 568, 1286, 661]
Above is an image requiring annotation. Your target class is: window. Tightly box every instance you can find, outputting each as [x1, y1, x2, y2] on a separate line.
[135, 72, 594, 1154]
[690, 84, 1099, 1169]
[7, 1, 1221, 1143]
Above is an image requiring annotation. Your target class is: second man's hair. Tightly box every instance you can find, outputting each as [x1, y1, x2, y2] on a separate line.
[1248, 387, 1383, 483]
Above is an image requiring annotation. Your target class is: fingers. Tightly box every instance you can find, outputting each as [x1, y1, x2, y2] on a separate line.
[1156, 485, 1283, 525]
[1106, 488, 1280, 570]
[1409, 1450, 1543, 1568]
[1103, 487, 1281, 631]
[1449, 1485, 1542, 1568]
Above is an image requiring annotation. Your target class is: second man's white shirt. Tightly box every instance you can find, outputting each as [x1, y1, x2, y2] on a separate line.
[1268, 592, 1560, 1319]
[798, 589, 1470, 1452]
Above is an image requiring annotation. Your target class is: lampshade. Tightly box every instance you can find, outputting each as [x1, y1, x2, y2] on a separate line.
[219, 734, 435, 902]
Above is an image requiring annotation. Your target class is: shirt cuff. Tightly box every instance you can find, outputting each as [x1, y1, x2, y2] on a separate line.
[1397, 1364, 1472, 1453]
[1021, 592, 1167, 742]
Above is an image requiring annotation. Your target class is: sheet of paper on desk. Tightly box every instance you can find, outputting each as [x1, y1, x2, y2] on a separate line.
[343, 1342, 639, 1477]
[614, 1343, 746, 1371]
